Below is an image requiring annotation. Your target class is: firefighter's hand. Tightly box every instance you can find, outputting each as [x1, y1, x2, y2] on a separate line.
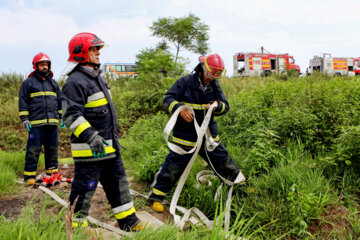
[205, 101, 218, 111]
[180, 109, 194, 122]
[89, 135, 109, 158]
[22, 120, 32, 132]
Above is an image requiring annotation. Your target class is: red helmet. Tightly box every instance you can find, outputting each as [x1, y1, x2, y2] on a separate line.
[199, 53, 225, 79]
[68, 32, 105, 63]
[32, 52, 51, 70]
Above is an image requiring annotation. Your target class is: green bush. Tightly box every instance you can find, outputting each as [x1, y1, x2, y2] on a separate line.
[121, 112, 168, 181]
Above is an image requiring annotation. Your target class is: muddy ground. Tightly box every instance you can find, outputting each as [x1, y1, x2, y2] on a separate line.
[0, 164, 173, 229]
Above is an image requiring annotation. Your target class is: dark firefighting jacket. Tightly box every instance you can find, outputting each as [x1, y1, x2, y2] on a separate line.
[61, 65, 121, 162]
[163, 72, 229, 148]
[19, 72, 62, 127]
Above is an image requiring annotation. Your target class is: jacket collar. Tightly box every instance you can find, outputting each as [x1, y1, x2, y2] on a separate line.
[77, 65, 102, 78]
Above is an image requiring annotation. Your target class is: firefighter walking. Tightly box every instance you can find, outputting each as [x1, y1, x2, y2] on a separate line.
[61, 32, 142, 231]
[148, 54, 245, 212]
[18, 53, 62, 185]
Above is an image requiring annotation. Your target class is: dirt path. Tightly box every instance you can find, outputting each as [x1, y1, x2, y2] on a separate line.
[0, 164, 173, 233]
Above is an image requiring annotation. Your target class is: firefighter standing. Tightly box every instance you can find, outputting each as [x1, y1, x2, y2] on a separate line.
[61, 32, 142, 231]
[148, 54, 245, 212]
[18, 53, 62, 185]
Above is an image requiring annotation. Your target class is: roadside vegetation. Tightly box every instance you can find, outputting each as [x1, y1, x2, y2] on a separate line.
[1, 70, 360, 239]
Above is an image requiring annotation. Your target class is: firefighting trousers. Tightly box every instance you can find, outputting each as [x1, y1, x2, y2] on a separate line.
[149, 141, 240, 202]
[69, 153, 139, 230]
[24, 125, 58, 181]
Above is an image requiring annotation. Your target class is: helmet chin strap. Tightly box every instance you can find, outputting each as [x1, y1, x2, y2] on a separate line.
[85, 62, 101, 69]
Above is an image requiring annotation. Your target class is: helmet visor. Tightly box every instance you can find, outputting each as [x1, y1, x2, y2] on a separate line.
[91, 42, 106, 50]
[204, 59, 224, 79]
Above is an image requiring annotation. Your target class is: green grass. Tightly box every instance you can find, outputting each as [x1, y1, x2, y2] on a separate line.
[2, 72, 360, 238]
[0, 200, 89, 240]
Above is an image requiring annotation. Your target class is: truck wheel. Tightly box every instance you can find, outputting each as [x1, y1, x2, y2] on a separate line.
[264, 70, 272, 76]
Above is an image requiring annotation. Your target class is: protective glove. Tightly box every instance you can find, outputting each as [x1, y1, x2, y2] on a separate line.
[22, 120, 32, 132]
[88, 135, 109, 158]
[60, 119, 66, 129]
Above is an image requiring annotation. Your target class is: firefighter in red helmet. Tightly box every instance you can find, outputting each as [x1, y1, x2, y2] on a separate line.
[148, 53, 245, 212]
[18, 52, 62, 185]
[61, 32, 143, 231]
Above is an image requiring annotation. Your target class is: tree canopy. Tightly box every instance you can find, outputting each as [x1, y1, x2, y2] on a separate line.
[149, 13, 210, 63]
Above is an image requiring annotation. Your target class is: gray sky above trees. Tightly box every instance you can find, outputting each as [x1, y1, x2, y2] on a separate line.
[1, 0, 359, 77]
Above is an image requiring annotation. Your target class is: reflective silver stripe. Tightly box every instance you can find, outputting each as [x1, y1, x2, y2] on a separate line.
[73, 217, 87, 223]
[168, 100, 179, 113]
[87, 92, 105, 103]
[30, 91, 56, 98]
[69, 116, 87, 131]
[152, 188, 167, 196]
[71, 139, 113, 150]
[112, 201, 134, 214]
[172, 137, 196, 147]
[181, 101, 207, 110]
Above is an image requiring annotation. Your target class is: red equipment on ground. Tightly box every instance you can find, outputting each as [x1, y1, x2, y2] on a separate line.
[35, 171, 73, 187]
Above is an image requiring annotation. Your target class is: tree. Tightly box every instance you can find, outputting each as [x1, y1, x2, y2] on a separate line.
[149, 13, 210, 64]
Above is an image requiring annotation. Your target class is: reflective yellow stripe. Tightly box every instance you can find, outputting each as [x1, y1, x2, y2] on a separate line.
[29, 119, 59, 125]
[153, 188, 167, 196]
[19, 111, 29, 116]
[214, 102, 226, 115]
[30, 119, 47, 125]
[72, 220, 88, 227]
[204, 57, 212, 72]
[85, 98, 109, 108]
[168, 100, 179, 113]
[24, 171, 36, 176]
[114, 207, 136, 220]
[214, 135, 220, 142]
[58, 110, 62, 114]
[181, 102, 207, 110]
[74, 121, 91, 138]
[72, 146, 116, 157]
[30, 91, 57, 98]
[172, 137, 196, 147]
[45, 169, 58, 174]
[48, 119, 59, 123]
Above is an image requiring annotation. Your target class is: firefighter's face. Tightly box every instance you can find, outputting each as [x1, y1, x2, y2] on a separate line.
[88, 46, 100, 64]
[203, 71, 215, 84]
[37, 61, 49, 72]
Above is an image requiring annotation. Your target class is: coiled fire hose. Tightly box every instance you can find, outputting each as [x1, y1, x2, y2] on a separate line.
[164, 103, 246, 231]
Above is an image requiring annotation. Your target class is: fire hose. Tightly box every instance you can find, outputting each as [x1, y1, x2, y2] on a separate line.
[164, 103, 246, 231]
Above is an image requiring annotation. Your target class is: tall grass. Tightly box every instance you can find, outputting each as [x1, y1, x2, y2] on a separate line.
[121, 75, 360, 238]
[2, 72, 360, 238]
[0, 150, 46, 195]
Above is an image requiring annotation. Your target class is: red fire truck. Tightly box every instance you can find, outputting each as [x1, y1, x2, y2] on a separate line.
[309, 54, 360, 76]
[233, 47, 301, 77]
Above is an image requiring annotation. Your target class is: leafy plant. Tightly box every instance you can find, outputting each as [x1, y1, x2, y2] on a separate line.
[150, 13, 210, 62]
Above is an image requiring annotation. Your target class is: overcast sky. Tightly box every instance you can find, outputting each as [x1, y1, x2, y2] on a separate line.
[1, 0, 360, 78]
